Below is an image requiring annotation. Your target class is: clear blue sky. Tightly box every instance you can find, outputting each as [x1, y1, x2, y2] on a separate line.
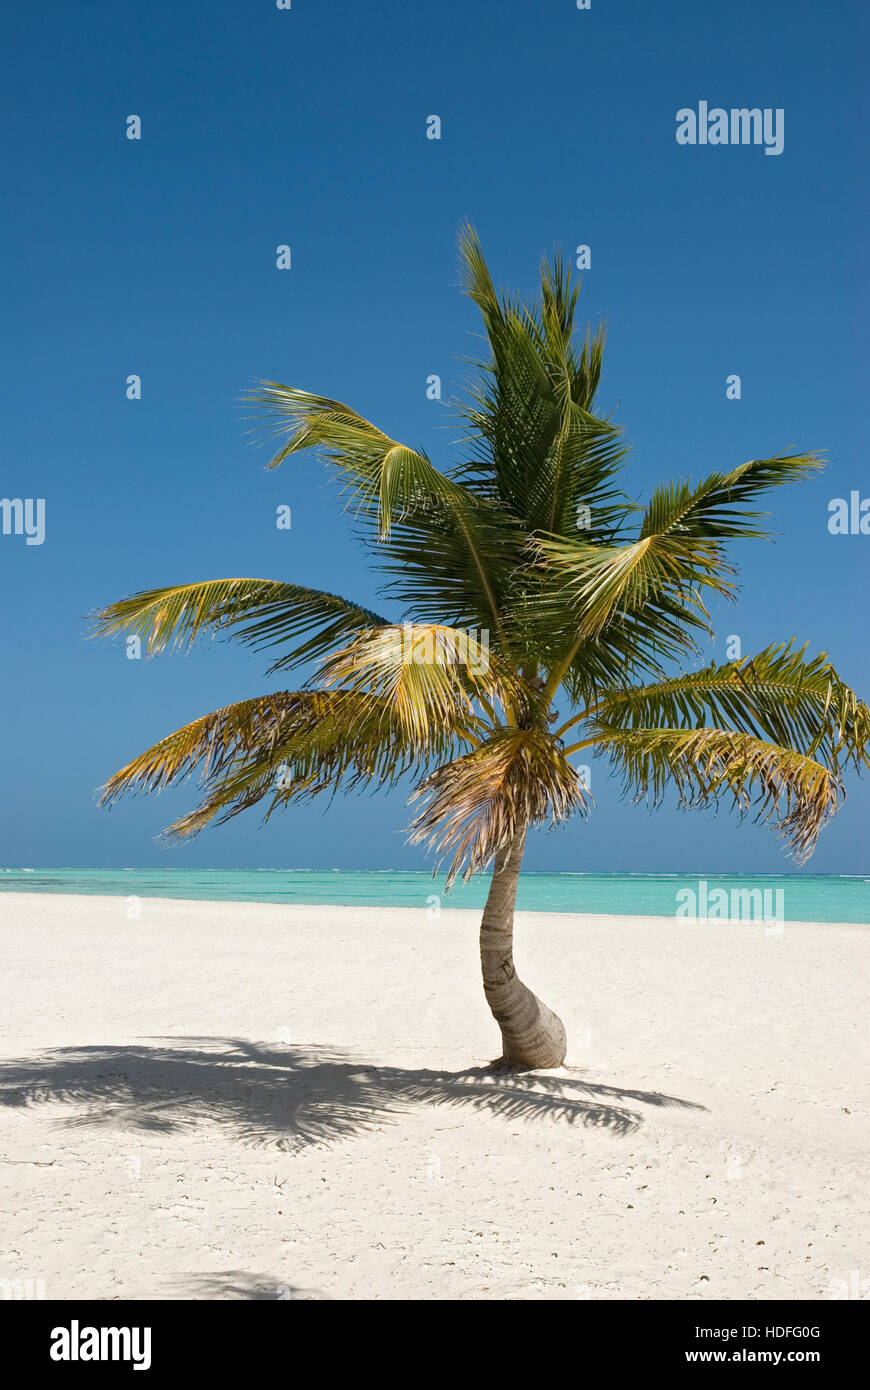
[2, 0, 867, 873]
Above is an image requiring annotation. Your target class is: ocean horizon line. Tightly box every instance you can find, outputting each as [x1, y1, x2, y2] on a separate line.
[2, 866, 865, 878]
[1, 866, 867, 923]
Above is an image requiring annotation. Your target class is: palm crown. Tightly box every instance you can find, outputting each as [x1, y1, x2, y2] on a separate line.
[95, 227, 868, 1066]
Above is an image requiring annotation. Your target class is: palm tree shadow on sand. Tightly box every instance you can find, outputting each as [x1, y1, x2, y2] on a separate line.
[0, 1037, 706, 1149]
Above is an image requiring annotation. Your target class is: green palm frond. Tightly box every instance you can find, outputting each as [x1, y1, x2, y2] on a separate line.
[375, 497, 522, 655]
[455, 223, 627, 538]
[535, 454, 824, 698]
[641, 453, 824, 542]
[246, 383, 467, 540]
[92, 578, 389, 671]
[578, 643, 870, 773]
[533, 537, 728, 708]
[537, 528, 733, 639]
[246, 379, 521, 651]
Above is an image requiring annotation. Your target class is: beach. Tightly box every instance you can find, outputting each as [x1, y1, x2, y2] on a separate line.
[1, 891, 866, 1301]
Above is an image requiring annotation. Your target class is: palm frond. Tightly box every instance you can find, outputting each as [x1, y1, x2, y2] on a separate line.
[246, 383, 467, 541]
[375, 496, 522, 654]
[455, 226, 627, 538]
[246, 378, 522, 652]
[535, 453, 825, 698]
[537, 530, 733, 641]
[641, 453, 824, 542]
[582, 643, 870, 774]
[408, 728, 588, 886]
[92, 578, 389, 671]
[99, 693, 313, 802]
[318, 624, 530, 738]
[100, 688, 472, 839]
[593, 725, 845, 861]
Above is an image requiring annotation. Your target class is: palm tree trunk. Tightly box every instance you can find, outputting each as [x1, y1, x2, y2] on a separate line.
[479, 826, 567, 1067]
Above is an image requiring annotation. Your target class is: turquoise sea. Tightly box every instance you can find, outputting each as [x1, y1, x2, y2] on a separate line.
[0, 868, 868, 923]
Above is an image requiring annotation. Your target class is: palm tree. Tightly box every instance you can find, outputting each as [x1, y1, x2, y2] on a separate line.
[95, 226, 869, 1069]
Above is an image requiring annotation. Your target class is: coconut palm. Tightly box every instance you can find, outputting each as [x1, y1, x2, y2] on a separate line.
[95, 226, 869, 1068]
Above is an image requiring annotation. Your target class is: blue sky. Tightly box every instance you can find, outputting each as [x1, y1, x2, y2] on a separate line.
[2, 0, 867, 873]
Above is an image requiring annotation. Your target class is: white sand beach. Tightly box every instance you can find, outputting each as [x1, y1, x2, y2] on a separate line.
[1, 892, 867, 1302]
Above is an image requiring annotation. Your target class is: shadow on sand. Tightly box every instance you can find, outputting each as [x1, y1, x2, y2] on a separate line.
[169, 1271, 329, 1300]
[0, 1037, 706, 1149]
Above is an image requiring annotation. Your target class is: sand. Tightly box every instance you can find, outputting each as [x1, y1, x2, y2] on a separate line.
[0, 891, 867, 1301]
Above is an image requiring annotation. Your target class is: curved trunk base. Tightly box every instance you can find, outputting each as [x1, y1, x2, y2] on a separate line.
[485, 975, 568, 1069]
[479, 827, 567, 1070]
